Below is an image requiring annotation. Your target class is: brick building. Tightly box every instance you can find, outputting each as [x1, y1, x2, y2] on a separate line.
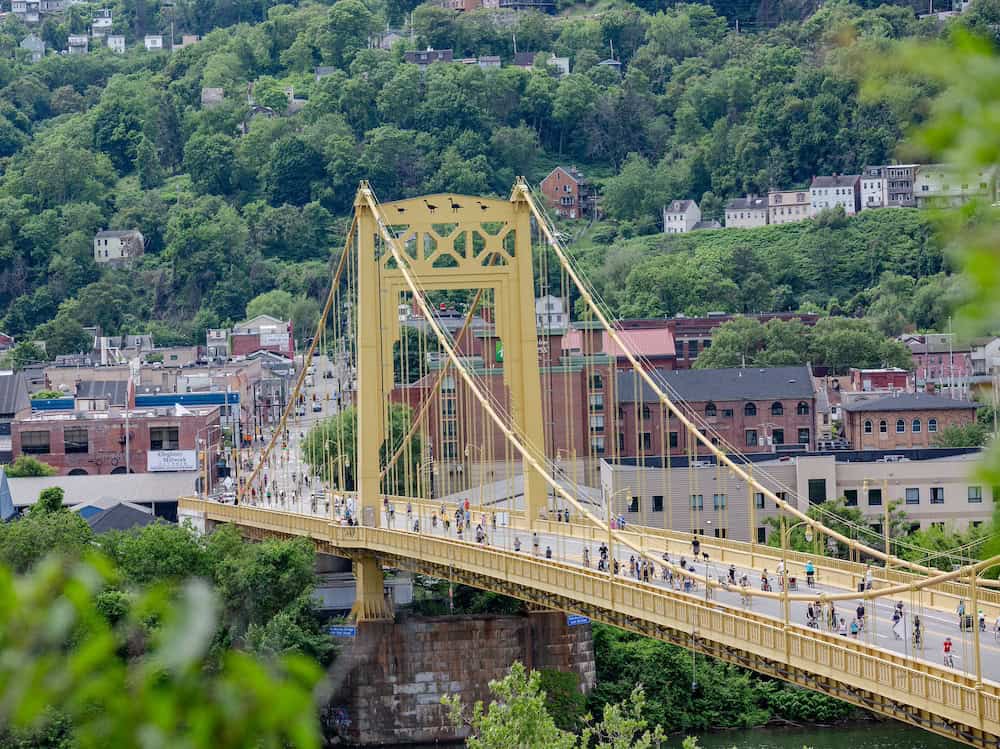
[842, 392, 978, 450]
[228, 314, 294, 359]
[848, 367, 911, 392]
[904, 334, 973, 391]
[540, 166, 592, 219]
[616, 365, 817, 457]
[667, 313, 820, 368]
[12, 404, 220, 476]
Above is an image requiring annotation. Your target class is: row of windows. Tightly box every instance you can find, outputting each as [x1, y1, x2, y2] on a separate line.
[863, 418, 938, 435]
[20, 426, 180, 454]
[707, 401, 809, 417]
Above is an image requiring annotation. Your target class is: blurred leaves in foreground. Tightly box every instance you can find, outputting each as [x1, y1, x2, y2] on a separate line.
[0, 554, 323, 749]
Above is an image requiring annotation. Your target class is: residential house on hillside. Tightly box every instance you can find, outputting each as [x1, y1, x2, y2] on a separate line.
[0, 332, 13, 352]
[535, 295, 568, 330]
[809, 174, 861, 216]
[20, 34, 45, 62]
[860, 166, 886, 208]
[174, 34, 201, 49]
[842, 392, 977, 450]
[201, 87, 224, 108]
[93, 229, 144, 264]
[12, 0, 41, 24]
[144, 35, 164, 51]
[106, 34, 125, 53]
[404, 48, 453, 67]
[914, 164, 996, 208]
[91, 8, 112, 36]
[68, 35, 89, 54]
[662, 200, 700, 233]
[724, 195, 768, 228]
[886, 164, 918, 207]
[767, 189, 809, 225]
[540, 166, 592, 219]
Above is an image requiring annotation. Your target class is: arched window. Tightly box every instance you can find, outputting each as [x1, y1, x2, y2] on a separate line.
[928, 418, 938, 433]
[705, 402, 717, 417]
[744, 403, 757, 417]
[864, 420, 873, 434]
[68, 468, 88, 476]
[879, 420, 887, 433]
[912, 418, 921, 433]
[771, 402, 783, 416]
[896, 419, 906, 433]
[796, 401, 810, 415]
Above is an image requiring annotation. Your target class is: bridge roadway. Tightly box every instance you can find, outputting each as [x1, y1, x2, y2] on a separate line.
[181, 496, 1000, 747]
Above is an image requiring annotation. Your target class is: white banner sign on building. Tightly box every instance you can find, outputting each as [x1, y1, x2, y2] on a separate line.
[147, 450, 198, 472]
[259, 332, 288, 347]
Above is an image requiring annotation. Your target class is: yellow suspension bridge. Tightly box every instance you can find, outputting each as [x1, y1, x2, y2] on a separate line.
[181, 181, 1000, 748]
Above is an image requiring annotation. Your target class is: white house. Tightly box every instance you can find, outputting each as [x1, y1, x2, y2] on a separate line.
[144, 35, 164, 51]
[94, 229, 145, 264]
[535, 295, 569, 331]
[106, 35, 125, 53]
[914, 164, 997, 208]
[20, 34, 45, 62]
[809, 174, 861, 216]
[67, 35, 89, 54]
[662, 200, 701, 234]
[724, 195, 768, 228]
[91, 8, 112, 36]
[860, 166, 886, 209]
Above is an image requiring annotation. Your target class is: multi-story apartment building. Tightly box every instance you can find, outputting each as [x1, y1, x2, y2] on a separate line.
[724, 195, 768, 228]
[601, 447, 993, 541]
[766, 189, 810, 225]
[860, 166, 886, 208]
[903, 333, 974, 392]
[885, 164, 918, 207]
[809, 174, 861, 216]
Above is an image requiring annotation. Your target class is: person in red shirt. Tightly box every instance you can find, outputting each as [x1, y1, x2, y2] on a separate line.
[943, 637, 954, 667]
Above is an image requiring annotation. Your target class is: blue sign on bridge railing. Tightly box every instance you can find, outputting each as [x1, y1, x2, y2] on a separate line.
[327, 625, 357, 638]
[566, 615, 590, 627]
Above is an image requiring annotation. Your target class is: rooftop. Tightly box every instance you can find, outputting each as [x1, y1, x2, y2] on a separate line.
[0, 371, 30, 415]
[86, 502, 159, 533]
[726, 195, 768, 210]
[76, 379, 127, 406]
[842, 392, 978, 412]
[664, 199, 695, 213]
[95, 229, 141, 238]
[563, 327, 676, 359]
[811, 174, 860, 188]
[617, 365, 814, 404]
[19, 405, 219, 422]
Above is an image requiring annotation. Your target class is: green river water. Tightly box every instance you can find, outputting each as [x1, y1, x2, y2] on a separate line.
[690, 723, 962, 748]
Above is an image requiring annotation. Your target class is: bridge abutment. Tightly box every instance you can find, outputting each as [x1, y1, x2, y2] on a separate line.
[349, 556, 395, 622]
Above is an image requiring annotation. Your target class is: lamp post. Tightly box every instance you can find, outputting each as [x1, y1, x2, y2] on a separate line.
[781, 517, 814, 628]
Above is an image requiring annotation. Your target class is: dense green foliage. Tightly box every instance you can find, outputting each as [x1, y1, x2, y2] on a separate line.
[589, 624, 858, 732]
[0, 0, 975, 358]
[3, 456, 58, 477]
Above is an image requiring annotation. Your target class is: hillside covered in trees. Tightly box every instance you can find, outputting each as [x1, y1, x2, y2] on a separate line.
[0, 0, 996, 362]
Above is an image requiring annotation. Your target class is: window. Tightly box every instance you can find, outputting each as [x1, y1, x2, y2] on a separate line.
[590, 436, 605, 454]
[721, 408, 733, 418]
[589, 393, 604, 412]
[589, 374, 603, 390]
[589, 414, 604, 433]
[772, 429, 784, 445]
[20, 430, 50, 455]
[441, 375, 456, 393]
[895, 419, 905, 434]
[690, 494, 704, 510]
[641, 433, 652, 451]
[443, 421, 457, 438]
[687, 340, 698, 358]
[808, 479, 827, 505]
[968, 486, 983, 504]
[797, 401, 810, 415]
[628, 496, 639, 513]
[442, 399, 456, 415]
[745, 429, 758, 447]
[871, 523, 883, 536]
[617, 433, 625, 452]
[63, 427, 89, 454]
[864, 420, 873, 434]
[652, 495, 664, 512]
[757, 527, 767, 543]
[844, 489, 858, 507]
[149, 426, 179, 450]
[798, 428, 810, 445]
[641, 405, 651, 420]
[868, 488, 882, 506]
[771, 402, 783, 416]
[443, 442, 458, 458]
[930, 487, 944, 504]
[713, 493, 727, 510]
[879, 420, 887, 434]
[669, 432, 678, 449]
[905, 488, 920, 505]
[744, 403, 756, 417]
[714, 528, 727, 539]
[928, 418, 938, 433]
[754, 492, 765, 509]
[705, 402, 717, 417]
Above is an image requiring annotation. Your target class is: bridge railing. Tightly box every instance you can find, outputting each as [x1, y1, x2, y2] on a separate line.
[180, 497, 1000, 740]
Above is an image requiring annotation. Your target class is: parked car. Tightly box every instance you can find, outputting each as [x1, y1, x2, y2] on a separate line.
[312, 402, 322, 413]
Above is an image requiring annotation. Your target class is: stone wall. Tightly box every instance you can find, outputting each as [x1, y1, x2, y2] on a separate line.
[324, 610, 595, 745]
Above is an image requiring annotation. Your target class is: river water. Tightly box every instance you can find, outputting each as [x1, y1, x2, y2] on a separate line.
[691, 723, 962, 748]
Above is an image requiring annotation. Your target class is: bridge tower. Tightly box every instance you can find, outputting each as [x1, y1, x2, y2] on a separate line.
[351, 182, 547, 620]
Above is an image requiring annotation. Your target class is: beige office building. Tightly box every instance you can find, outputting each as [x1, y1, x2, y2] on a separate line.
[600, 448, 991, 544]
